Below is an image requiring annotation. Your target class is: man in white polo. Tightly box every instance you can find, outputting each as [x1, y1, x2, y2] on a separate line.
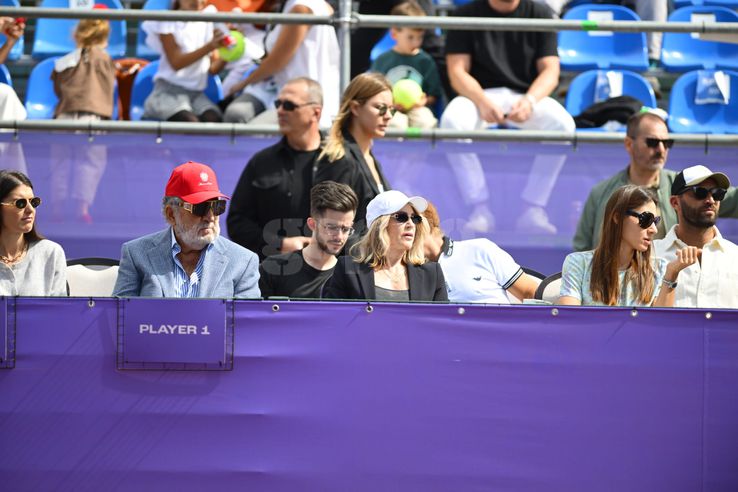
[654, 165, 738, 308]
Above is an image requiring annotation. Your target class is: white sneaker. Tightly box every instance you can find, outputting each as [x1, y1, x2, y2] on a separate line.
[462, 204, 496, 236]
[516, 206, 557, 235]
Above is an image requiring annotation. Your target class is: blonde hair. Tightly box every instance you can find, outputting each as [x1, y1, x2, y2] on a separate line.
[319, 72, 393, 162]
[74, 19, 110, 48]
[351, 207, 428, 268]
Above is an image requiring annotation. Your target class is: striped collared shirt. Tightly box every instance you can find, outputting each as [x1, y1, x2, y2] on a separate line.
[170, 228, 212, 298]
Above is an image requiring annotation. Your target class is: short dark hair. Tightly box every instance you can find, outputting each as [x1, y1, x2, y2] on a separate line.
[391, 0, 426, 17]
[626, 111, 666, 139]
[310, 181, 358, 217]
[0, 170, 44, 242]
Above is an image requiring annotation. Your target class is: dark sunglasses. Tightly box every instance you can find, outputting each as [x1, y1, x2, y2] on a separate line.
[626, 210, 662, 229]
[182, 199, 227, 217]
[1, 197, 42, 209]
[274, 99, 316, 111]
[644, 137, 674, 149]
[373, 104, 397, 117]
[391, 212, 423, 225]
[678, 186, 727, 201]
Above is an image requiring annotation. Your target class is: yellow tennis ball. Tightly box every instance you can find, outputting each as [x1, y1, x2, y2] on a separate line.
[392, 79, 423, 111]
[218, 30, 245, 63]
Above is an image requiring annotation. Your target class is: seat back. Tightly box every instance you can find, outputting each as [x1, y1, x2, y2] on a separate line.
[534, 272, 562, 304]
[0, 64, 11, 86]
[565, 69, 657, 116]
[370, 30, 396, 63]
[0, 0, 24, 61]
[136, 0, 172, 60]
[506, 267, 544, 304]
[66, 258, 120, 297]
[661, 7, 738, 73]
[32, 0, 127, 60]
[559, 5, 648, 72]
[668, 69, 738, 134]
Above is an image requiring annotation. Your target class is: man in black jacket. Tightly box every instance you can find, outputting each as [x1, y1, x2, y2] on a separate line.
[227, 77, 324, 259]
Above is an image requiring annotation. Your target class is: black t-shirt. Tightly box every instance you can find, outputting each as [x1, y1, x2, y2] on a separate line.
[259, 250, 335, 299]
[445, 0, 558, 93]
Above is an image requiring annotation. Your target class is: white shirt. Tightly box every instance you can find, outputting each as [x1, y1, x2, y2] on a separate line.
[654, 224, 738, 309]
[438, 238, 523, 304]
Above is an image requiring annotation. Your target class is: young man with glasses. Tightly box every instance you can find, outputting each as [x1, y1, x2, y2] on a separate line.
[113, 161, 260, 298]
[259, 181, 357, 299]
[654, 165, 738, 308]
[227, 77, 324, 260]
[574, 111, 738, 251]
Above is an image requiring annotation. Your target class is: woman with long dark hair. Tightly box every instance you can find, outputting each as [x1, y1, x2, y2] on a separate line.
[559, 185, 698, 307]
[0, 171, 66, 295]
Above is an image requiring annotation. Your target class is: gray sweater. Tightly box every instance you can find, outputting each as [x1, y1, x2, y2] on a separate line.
[0, 239, 67, 296]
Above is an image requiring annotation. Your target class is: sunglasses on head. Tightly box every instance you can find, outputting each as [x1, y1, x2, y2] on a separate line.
[678, 186, 727, 201]
[626, 210, 662, 229]
[391, 212, 423, 225]
[1, 197, 41, 209]
[644, 137, 674, 149]
[181, 199, 227, 217]
[274, 99, 315, 111]
[373, 104, 397, 117]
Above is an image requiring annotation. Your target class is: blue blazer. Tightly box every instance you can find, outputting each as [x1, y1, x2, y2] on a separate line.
[113, 228, 261, 298]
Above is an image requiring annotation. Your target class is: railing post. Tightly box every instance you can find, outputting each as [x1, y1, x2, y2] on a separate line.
[337, 0, 354, 93]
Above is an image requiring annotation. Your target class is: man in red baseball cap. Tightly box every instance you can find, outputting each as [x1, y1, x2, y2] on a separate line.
[113, 161, 260, 298]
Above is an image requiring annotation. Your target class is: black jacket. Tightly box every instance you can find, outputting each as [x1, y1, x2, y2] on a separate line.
[322, 256, 448, 302]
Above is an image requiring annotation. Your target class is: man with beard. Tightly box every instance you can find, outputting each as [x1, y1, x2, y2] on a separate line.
[654, 166, 738, 308]
[113, 161, 260, 298]
[574, 111, 738, 251]
[258, 181, 357, 298]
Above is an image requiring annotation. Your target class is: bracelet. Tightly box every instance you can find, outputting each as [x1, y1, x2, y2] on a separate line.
[524, 94, 537, 107]
[662, 278, 678, 289]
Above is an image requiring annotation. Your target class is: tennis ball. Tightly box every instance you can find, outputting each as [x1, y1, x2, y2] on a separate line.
[392, 79, 423, 111]
[218, 30, 245, 63]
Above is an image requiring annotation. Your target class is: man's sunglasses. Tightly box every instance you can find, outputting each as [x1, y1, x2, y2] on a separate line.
[391, 212, 423, 225]
[1, 197, 41, 209]
[644, 137, 674, 149]
[678, 186, 727, 201]
[626, 210, 662, 229]
[274, 99, 316, 111]
[181, 199, 227, 217]
[374, 104, 397, 117]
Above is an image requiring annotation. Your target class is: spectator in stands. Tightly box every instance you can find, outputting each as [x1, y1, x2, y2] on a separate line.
[227, 77, 324, 259]
[223, 0, 339, 127]
[655, 165, 738, 309]
[0, 170, 66, 296]
[314, 72, 394, 237]
[441, 0, 575, 235]
[207, 0, 265, 12]
[559, 185, 698, 307]
[370, 0, 441, 130]
[141, 0, 227, 122]
[113, 161, 260, 298]
[422, 201, 539, 303]
[260, 181, 358, 298]
[322, 190, 447, 301]
[0, 17, 26, 120]
[573, 111, 738, 251]
[51, 16, 116, 224]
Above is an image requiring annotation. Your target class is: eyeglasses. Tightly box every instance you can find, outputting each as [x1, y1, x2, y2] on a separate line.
[0, 197, 41, 209]
[391, 212, 423, 225]
[318, 221, 354, 236]
[678, 186, 726, 201]
[181, 199, 227, 217]
[274, 99, 316, 111]
[625, 210, 662, 229]
[644, 137, 674, 149]
[373, 104, 397, 117]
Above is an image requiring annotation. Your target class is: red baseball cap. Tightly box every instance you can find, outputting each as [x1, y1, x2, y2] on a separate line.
[165, 161, 230, 204]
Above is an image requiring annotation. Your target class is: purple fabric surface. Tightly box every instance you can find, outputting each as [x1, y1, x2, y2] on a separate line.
[1, 299, 737, 491]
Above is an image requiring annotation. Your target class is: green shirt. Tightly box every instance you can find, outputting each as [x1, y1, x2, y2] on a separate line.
[370, 49, 443, 100]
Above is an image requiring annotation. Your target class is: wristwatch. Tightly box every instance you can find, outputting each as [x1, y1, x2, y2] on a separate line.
[662, 278, 678, 289]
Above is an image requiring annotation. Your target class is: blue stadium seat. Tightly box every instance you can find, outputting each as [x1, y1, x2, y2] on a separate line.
[0, 64, 11, 86]
[136, 0, 171, 60]
[668, 70, 738, 133]
[660, 6, 738, 73]
[32, 0, 127, 60]
[676, 1, 738, 7]
[129, 60, 223, 121]
[0, 0, 24, 61]
[25, 57, 119, 120]
[369, 30, 396, 64]
[565, 69, 656, 130]
[558, 5, 648, 72]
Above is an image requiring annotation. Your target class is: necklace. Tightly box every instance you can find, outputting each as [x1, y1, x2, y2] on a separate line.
[0, 243, 28, 265]
[380, 267, 406, 283]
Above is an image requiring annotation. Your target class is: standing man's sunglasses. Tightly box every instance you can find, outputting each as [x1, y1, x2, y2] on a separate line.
[391, 212, 423, 224]
[274, 99, 316, 111]
[1, 197, 42, 209]
[678, 186, 727, 201]
[644, 137, 674, 149]
[625, 210, 662, 229]
[182, 200, 227, 217]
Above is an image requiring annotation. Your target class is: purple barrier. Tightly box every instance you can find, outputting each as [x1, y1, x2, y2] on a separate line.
[1, 299, 737, 491]
[2, 132, 738, 274]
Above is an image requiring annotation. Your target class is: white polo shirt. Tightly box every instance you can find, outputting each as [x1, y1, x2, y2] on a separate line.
[438, 237, 523, 304]
[654, 225, 738, 309]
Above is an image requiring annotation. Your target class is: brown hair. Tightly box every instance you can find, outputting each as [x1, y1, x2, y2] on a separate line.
[423, 200, 442, 234]
[74, 19, 110, 48]
[0, 170, 44, 243]
[310, 181, 358, 217]
[351, 206, 427, 268]
[590, 185, 658, 305]
[391, 0, 426, 17]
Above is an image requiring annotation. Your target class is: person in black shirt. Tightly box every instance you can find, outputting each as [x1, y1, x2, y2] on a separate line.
[259, 181, 358, 299]
[227, 77, 324, 259]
